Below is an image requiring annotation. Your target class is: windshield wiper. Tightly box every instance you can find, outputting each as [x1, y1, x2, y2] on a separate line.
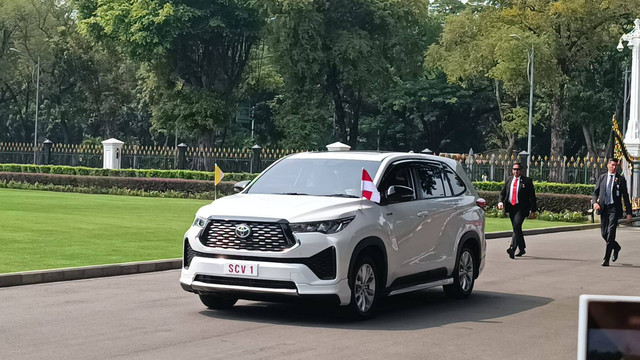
[274, 192, 310, 196]
[324, 194, 360, 198]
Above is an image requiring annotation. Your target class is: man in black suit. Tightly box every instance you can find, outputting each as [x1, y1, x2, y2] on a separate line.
[592, 158, 633, 266]
[498, 162, 537, 259]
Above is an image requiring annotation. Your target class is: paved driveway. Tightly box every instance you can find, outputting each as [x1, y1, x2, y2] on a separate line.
[1, 227, 640, 360]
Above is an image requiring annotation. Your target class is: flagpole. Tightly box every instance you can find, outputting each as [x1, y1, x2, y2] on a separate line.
[360, 168, 364, 211]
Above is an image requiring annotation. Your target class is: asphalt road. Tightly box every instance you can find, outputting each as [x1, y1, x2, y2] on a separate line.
[2, 227, 640, 360]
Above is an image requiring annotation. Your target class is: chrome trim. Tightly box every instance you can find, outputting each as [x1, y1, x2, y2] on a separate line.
[191, 281, 299, 295]
[388, 278, 454, 296]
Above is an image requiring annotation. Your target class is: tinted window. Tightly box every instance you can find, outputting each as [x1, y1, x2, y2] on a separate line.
[381, 165, 415, 201]
[415, 163, 446, 198]
[444, 166, 467, 196]
[247, 158, 380, 197]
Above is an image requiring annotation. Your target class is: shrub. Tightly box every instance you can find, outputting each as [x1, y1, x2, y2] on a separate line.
[474, 181, 594, 195]
[0, 164, 258, 182]
[478, 190, 592, 213]
[0, 172, 237, 196]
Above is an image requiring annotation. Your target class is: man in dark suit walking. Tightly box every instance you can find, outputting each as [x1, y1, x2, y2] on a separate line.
[498, 162, 537, 259]
[592, 158, 633, 266]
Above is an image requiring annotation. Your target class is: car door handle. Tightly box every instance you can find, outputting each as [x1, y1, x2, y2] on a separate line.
[417, 211, 429, 217]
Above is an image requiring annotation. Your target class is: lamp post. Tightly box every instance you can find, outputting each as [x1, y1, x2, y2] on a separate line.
[9, 48, 40, 164]
[618, 20, 640, 152]
[510, 35, 534, 177]
[618, 19, 640, 200]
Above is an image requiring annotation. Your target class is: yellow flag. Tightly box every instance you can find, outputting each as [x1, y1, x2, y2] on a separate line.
[214, 164, 224, 185]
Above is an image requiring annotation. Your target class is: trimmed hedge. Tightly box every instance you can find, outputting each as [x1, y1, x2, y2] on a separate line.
[0, 180, 221, 199]
[474, 181, 594, 195]
[0, 164, 599, 195]
[0, 172, 237, 196]
[0, 163, 257, 182]
[478, 190, 592, 213]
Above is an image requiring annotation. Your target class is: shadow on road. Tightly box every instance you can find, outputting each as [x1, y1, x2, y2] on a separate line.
[199, 289, 552, 330]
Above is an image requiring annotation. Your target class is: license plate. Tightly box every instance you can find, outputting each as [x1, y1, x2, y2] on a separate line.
[223, 261, 259, 277]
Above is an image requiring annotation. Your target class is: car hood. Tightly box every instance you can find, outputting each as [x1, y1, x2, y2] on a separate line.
[196, 193, 369, 222]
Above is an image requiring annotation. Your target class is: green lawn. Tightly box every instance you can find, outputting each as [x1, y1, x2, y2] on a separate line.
[485, 217, 587, 233]
[0, 189, 209, 273]
[0, 189, 589, 274]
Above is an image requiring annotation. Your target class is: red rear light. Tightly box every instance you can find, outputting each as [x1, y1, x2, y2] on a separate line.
[476, 198, 487, 208]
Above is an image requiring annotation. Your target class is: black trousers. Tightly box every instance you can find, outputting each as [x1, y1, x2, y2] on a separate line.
[600, 204, 621, 261]
[507, 204, 528, 251]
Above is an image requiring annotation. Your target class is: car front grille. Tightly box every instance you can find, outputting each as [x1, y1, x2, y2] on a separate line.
[199, 219, 296, 252]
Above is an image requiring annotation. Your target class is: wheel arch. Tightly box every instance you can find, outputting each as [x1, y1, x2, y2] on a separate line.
[347, 237, 388, 289]
[457, 231, 481, 279]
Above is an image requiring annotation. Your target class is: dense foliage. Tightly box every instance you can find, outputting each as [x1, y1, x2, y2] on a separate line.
[1, 0, 638, 156]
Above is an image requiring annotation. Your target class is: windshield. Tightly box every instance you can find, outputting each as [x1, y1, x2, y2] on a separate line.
[246, 158, 381, 197]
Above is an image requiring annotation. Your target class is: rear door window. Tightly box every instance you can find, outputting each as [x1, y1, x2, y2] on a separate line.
[415, 163, 447, 199]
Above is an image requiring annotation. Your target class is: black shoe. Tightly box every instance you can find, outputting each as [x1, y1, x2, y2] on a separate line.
[515, 250, 526, 257]
[506, 248, 515, 259]
[613, 246, 621, 262]
[602, 260, 610, 267]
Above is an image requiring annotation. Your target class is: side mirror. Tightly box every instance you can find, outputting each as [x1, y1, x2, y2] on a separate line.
[233, 180, 250, 193]
[386, 185, 414, 201]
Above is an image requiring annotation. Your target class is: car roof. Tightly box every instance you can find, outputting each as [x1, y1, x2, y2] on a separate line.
[287, 151, 459, 167]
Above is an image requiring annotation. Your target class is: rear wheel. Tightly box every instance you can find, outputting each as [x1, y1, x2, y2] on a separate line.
[348, 256, 380, 319]
[199, 293, 238, 310]
[444, 246, 475, 299]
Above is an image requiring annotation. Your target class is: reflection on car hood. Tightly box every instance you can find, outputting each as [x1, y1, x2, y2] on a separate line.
[196, 194, 367, 222]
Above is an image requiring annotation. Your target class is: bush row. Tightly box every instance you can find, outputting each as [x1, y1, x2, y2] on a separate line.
[0, 163, 258, 181]
[0, 180, 221, 200]
[0, 164, 600, 195]
[477, 190, 592, 213]
[484, 207, 587, 223]
[474, 181, 594, 195]
[0, 172, 237, 196]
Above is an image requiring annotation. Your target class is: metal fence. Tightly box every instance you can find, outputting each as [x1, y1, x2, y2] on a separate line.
[0, 142, 613, 182]
[0, 142, 302, 174]
[446, 153, 609, 184]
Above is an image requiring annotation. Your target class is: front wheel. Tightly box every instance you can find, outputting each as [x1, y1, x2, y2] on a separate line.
[348, 256, 380, 320]
[443, 246, 475, 299]
[199, 293, 238, 310]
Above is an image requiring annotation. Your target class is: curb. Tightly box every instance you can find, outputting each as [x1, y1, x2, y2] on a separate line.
[0, 259, 182, 288]
[0, 222, 623, 288]
[486, 223, 601, 239]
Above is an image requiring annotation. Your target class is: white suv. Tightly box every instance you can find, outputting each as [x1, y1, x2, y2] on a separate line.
[180, 151, 486, 318]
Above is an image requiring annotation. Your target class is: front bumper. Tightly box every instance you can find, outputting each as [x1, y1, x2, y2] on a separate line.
[180, 227, 353, 305]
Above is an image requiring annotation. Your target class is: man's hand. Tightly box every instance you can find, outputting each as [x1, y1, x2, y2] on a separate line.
[627, 214, 632, 224]
[593, 203, 600, 211]
[529, 212, 536, 220]
[497, 202, 504, 210]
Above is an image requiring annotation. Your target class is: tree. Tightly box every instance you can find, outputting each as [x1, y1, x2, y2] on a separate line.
[77, 0, 264, 147]
[428, 0, 640, 180]
[261, 0, 432, 148]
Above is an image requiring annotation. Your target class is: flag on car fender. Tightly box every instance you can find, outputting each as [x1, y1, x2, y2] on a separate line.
[214, 164, 224, 185]
[361, 168, 380, 203]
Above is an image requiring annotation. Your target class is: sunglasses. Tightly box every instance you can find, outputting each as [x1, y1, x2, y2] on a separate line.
[512, 168, 522, 171]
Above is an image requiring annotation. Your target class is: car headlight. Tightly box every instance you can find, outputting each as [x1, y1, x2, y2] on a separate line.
[193, 216, 207, 228]
[290, 216, 355, 234]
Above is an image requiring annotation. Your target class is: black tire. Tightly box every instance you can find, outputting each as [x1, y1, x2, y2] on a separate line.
[199, 293, 238, 310]
[348, 255, 380, 320]
[443, 246, 476, 299]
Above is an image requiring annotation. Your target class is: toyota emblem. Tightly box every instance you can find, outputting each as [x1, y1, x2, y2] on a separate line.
[235, 224, 252, 239]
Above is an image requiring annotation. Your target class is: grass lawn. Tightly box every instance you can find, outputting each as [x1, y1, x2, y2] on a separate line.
[0, 189, 209, 273]
[0, 188, 590, 273]
[485, 217, 588, 233]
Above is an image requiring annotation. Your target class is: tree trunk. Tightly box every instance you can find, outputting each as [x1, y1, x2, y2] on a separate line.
[347, 91, 362, 149]
[582, 123, 595, 157]
[549, 92, 566, 182]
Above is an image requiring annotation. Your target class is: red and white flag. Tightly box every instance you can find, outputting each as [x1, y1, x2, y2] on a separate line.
[361, 168, 380, 203]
